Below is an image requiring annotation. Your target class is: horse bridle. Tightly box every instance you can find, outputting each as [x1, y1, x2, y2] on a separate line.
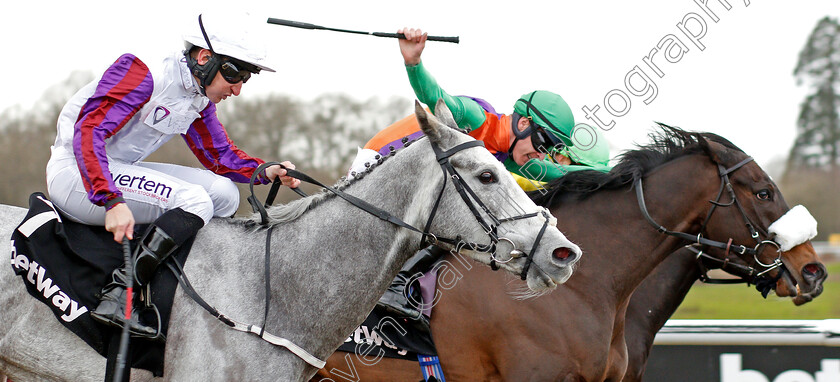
[168, 136, 555, 369]
[249, 136, 553, 280]
[635, 155, 787, 286]
[426, 139, 553, 280]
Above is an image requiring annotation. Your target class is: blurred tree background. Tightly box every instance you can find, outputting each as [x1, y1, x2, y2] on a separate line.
[0, 74, 411, 215]
[0, 17, 838, 237]
[783, 16, 840, 241]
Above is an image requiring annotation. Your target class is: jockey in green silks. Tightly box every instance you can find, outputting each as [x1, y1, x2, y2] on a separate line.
[511, 123, 612, 191]
[362, 28, 611, 330]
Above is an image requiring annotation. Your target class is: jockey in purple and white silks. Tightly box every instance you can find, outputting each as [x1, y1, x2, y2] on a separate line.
[48, 51, 265, 225]
[45, 12, 300, 338]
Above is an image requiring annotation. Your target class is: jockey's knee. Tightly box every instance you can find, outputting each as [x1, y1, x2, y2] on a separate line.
[172, 184, 215, 225]
[208, 176, 240, 218]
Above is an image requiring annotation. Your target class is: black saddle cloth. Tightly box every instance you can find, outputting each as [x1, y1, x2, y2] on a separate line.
[337, 302, 437, 359]
[9, 192, 193, 377]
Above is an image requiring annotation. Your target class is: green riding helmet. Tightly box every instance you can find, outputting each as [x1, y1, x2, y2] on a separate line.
[513, 90, 576, 147]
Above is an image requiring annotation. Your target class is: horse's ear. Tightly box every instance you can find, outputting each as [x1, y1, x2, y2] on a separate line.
[433, 99, 458, 131]
[416, 100, 443, 143]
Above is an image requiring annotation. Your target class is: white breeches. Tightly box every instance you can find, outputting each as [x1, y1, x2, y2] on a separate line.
[46, 157, 239, 225]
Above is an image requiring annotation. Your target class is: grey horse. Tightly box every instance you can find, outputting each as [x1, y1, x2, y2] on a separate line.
[0, 100, 582, 381]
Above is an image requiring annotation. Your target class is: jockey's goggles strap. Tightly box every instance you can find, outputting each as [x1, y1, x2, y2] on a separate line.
[517, 94, 564, 147]
[198, 14, 215, 52]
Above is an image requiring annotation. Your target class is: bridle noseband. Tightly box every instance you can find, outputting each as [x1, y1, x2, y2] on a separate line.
[635, 155, 787, 287]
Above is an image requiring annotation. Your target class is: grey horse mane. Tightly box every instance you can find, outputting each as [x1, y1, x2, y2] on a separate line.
[233, 135, 429, 229]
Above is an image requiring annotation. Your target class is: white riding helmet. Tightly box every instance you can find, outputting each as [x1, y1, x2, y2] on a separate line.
[182, 12, 276, 73]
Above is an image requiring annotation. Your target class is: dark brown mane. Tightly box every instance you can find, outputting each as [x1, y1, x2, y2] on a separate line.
[529, 123, 745, 207]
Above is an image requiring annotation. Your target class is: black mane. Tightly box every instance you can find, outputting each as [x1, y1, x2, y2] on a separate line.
[529, 123, 744, 207]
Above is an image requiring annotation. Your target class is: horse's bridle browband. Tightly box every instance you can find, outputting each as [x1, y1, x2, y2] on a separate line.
[635, 155, 786, 281]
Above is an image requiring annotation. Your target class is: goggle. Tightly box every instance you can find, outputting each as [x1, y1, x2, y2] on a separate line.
[219, 57, 252, 84]
[530, 124, 565, 155]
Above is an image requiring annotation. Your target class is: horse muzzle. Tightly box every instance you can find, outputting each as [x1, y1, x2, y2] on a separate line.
[789, 261, 827, 306]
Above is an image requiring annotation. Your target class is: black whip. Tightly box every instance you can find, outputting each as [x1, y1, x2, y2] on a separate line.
[267, 18, 459, 44]
[112, 237, 133, 382]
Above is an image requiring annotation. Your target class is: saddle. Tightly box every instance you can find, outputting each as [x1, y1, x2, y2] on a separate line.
[9, 192, 194, 377]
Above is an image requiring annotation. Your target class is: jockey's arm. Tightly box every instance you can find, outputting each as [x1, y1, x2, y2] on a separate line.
[182, 103, 272, 184]
[405, 61, 487, 132]
[506, 157, 613, 188]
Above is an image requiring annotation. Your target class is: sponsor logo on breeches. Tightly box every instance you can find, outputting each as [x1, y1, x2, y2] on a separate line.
[113, 173, 173, 202]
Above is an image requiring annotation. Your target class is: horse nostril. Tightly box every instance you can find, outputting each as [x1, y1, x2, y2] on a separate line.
[803, 263, 825, 279]
[554, 247, 575, 262]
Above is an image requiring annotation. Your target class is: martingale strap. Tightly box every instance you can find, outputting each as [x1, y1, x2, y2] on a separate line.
[165, 259, 327, 369]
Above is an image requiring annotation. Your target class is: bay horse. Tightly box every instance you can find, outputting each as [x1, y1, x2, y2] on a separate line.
[619, 245, 758, 382]
[0, 101, 582, 381]
[315, 125, 827, 381]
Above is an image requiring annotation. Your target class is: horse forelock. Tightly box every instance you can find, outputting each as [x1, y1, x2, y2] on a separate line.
[531, 123, 744, 207]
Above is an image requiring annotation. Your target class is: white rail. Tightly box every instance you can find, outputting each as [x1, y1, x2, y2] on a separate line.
[654, 319, 840, 346]
[813, 241, 840, 261]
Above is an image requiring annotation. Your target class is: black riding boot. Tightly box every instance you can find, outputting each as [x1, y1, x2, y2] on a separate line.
[90, 266, 158, 337]
[90, 208, 204, 337]
[376, 246, 447, 323]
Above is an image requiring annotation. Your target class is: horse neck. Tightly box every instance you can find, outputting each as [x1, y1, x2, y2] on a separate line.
[562, 155, 720, 305]
[624, 248, 702, 346]
[269, 145, 443, 279]
[257, 143, 445, 356]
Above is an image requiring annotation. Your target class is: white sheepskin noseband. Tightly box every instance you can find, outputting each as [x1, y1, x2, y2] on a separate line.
[768, 205, 818, 252]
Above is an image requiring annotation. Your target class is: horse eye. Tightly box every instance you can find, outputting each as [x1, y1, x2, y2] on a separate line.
[756, 189, 772, 201]
[478, 171, 496, 184]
